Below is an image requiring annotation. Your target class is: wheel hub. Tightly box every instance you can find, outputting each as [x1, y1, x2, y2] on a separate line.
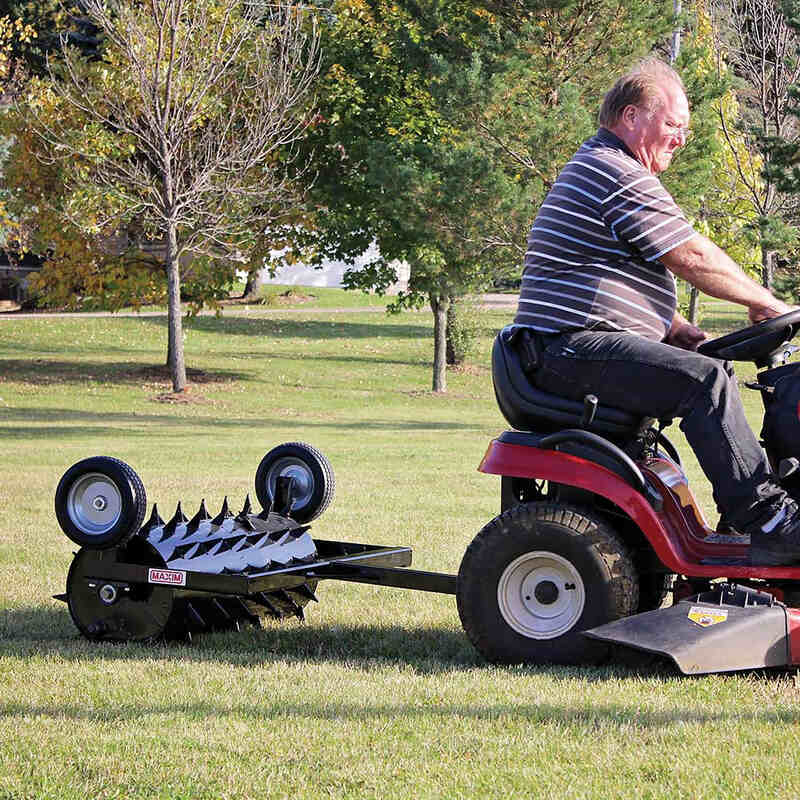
[532, 579, 559, 605]
[269, 458, 313, 511]
[67, 473, 123, 536]
[498, 551, 586, 639]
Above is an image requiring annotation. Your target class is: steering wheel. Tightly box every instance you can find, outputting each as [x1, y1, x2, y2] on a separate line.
[696, 309, 800, 365]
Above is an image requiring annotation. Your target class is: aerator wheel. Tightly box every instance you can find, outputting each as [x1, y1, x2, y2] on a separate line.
[255, 442, 335, 523]
[66, 540, 174, 642]
[457, 503, 639, 665]
[55, 456, 147, 549]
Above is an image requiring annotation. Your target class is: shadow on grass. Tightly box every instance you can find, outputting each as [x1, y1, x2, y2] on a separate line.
[158, 315, 433, 340]
[0, 407, 482, 438]
[2, 603, 477, 674]
[0, 603, 690, 683]
[0, 359, 248, 386]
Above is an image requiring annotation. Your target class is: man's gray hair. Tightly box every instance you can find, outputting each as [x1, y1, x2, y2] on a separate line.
[598, 57, 685, 128]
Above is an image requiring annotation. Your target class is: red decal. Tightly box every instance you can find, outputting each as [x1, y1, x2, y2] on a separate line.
[148, 568, 186, 587]
[787, 608, 800, 666]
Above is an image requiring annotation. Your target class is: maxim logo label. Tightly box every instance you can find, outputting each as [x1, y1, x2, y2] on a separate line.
[148, 568, 186, 587]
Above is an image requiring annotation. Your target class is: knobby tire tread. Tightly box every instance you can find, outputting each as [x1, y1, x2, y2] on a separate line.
[458, 502, 638, 665]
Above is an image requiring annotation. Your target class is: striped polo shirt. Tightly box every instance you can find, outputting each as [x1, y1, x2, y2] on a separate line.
[514, 128, 696, 341]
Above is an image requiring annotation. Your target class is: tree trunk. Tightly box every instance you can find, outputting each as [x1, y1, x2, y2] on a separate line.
[670, 0, 682, 64]
[165, 223, 187, 393]
[688, 285, 700, 326]
[761, 245, 775, 290]
[242, 268, 262, 299]
[446, 295, 458, 366]
[430, 293, 450, 393]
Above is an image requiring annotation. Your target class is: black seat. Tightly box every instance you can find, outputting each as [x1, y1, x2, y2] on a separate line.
[492, 326, 647, 438]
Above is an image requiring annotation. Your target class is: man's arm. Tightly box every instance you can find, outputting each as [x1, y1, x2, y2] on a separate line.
[659, 233, 793, 322]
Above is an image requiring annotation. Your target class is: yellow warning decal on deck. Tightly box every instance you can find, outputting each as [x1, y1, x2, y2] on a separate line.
[688, 606, 729, 627]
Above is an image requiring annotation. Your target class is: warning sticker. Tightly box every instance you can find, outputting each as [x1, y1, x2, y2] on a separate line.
[688, 606, 729, 627]
[148, 568, 186, 587]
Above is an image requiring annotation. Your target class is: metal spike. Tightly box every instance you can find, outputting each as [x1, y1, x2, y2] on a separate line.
[234, 598, 262, 627]
[240, 494, 253, 517]
[211, 598, 233, 622]
[289, 525, 311, 538]
[211, 497, 232, 526]
[241, 516, 256, 532]
[172, 542, 198, 560]
[52, 593, 68, 604]
[139, 504, 165, 537]
[242, 533, 265, 549]
[292, 583, 318, 603]
[193, 539, 221, 557]
[216, 535, 245, 553]
[186, 602, 207, 629]
[257, 492, 273, 520]
[163, 502, 188, 537]
[274, 588, 304, 620]
[250, 592, 282, 617]
[186, 499, 211, 535]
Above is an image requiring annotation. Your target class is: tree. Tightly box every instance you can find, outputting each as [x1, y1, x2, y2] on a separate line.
[709, 0, 800, 289]
[290, 0, 509, 391]
[10, 0, 319, 392]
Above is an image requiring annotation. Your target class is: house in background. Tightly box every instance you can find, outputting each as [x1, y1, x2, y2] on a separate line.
[0, 250, 42, 308]
[258, 241, 410, 293]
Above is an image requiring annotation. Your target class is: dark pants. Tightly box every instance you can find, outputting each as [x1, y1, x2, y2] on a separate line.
[531, 329, 782, 525]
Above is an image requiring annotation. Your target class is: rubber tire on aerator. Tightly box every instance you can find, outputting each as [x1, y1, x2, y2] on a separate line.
[457, 503, 639, 665]
[55, 456, 147, 549]
[255, 442, 335, 523]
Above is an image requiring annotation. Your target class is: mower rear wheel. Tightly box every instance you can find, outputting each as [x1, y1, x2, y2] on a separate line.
[255, 442, 335, 523]
[636, 572, 674, 612]
[457, 502, 639, 665]
[55, 456, 147, 550]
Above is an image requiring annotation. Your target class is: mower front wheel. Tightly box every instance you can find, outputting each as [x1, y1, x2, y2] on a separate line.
[457, 503, 639, 665]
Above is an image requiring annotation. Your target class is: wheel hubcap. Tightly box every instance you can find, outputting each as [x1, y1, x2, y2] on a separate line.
[498, 551, 586, 639]
[267, 458, 313, 510]
[67, 473, 123, 536]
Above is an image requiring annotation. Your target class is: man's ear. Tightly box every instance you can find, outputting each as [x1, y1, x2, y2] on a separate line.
[620, 104, 638, 130]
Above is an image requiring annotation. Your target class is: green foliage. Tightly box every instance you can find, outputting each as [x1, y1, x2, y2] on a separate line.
[445, 295, 483, 365]
[4, 1, 99, 77]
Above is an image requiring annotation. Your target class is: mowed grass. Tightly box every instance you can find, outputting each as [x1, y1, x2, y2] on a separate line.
[1, 300, 799, 800]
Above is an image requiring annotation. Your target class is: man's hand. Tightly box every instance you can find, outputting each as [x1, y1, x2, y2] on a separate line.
[665, 313, 706, 351]
[748, 300, 796, 323]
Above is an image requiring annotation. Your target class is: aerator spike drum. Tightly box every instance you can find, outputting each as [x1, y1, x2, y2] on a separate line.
[54, 443, 335, 641]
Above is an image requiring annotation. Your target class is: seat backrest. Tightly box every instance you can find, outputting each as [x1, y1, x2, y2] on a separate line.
[491, 327, 646, 437]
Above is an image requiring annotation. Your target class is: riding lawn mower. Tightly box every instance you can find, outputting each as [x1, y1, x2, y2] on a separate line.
[52, 310, 800, 675]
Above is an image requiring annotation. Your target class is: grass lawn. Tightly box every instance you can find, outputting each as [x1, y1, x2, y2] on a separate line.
[1, 300, 798, 800]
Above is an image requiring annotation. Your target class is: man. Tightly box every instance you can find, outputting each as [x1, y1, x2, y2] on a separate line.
[514, 57, 800, 565]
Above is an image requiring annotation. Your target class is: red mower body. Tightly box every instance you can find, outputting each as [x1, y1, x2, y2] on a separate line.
[480, 436, 800, 580]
